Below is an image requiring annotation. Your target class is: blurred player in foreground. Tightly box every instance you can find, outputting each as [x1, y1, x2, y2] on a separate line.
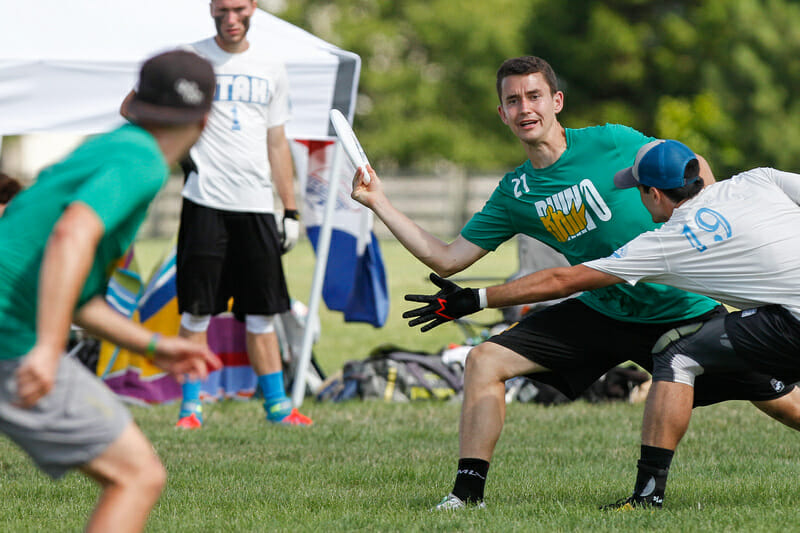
[404, 139, 800, 509]
[0, 50, 222, 532]
[353, 55, 800, 510]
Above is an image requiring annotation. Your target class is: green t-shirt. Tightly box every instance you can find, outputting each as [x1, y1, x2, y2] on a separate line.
[461, 124, 718, 323]
[0, 124, 169, 359]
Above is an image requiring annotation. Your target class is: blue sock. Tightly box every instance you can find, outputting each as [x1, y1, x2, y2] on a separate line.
[259, 371, 286, 401]
[259, 371, 291, 421]
[182, 379, 202, 402]
[179, 380, 203, 420]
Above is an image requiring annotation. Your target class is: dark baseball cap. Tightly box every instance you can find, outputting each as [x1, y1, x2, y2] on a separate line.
[614, 139, 699, 189]
[123, 50, 216, 126]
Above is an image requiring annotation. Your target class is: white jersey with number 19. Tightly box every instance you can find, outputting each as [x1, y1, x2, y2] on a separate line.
[585, 168, 800, 321]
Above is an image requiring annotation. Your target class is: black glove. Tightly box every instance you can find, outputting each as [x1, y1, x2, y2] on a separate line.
[403, 273, 481, 332]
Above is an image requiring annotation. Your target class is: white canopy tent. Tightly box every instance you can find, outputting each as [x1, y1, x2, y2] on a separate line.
[0, 0, 359, 137]
[0, 0, 363, 406]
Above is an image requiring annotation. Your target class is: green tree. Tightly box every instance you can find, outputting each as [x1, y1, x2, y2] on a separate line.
[523, 0, 800, 176]
[272, 0, 800, 176]
[278, 0, 536, 171]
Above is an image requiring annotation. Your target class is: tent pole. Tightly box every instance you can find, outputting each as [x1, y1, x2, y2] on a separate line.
[291, 141, 345, 406]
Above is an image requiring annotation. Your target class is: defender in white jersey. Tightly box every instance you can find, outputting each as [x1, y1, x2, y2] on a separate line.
[404, 139, 800, 508]
[175, 0, 311, 428]
[592, 140, 800, 509]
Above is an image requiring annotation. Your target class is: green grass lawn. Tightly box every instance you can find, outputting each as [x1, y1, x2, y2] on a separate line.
[2, 400, 799, 531]
[3, 238, 800, 531]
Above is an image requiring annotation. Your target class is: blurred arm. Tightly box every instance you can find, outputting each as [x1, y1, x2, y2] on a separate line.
[75, 297, 222, 381]
[37, 202, 103, 357]
[16, 203, 103, 407]
[74, 297, 163, 355]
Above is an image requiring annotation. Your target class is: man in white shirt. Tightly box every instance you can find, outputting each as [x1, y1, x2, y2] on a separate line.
[175, 0, 310, 428]
[404, 139, 800, 509]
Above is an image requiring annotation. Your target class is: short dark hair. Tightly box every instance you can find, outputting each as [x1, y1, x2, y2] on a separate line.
[0, 173, 22, 204]
[496, 56, 559, 102]
[640, 159, 704, 203]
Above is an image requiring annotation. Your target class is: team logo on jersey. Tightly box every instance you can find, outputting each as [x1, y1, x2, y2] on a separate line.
[534, 179, 612, 242]
[214, 74, 271, 104]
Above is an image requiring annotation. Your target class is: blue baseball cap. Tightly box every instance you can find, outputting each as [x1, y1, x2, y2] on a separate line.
[614, 139, 699, 189]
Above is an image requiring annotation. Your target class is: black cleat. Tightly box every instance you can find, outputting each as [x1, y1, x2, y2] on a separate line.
[600, 494, 663, 511]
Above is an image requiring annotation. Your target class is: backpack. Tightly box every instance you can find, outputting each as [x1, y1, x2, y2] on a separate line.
[316, 345, 464, 402]
[505, 364, 651, 405]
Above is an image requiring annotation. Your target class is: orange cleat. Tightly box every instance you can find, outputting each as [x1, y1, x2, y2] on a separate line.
[278, 408, 313, 426]
[175, 412, 203, 429]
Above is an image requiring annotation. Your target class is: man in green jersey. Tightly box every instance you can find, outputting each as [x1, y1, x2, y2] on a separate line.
[351, 55, 800, 509]
[0, 50, 222, 532]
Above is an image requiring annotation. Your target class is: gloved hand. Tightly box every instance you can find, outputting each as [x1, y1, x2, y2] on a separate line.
[403, 273, 482, 332]
[280, 209, 300, 254]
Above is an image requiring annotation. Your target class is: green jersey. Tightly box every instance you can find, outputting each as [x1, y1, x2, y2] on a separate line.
[461, 124, 718, 323]
[0, 124, 169, 359]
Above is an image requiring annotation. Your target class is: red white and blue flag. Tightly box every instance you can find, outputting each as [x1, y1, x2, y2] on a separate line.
[293, 140, 389, 327]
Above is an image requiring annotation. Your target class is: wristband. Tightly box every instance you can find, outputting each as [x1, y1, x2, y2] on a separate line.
[283, 209, 299, 220]
[478, 288, 488, 309]
[145, 333, 161, 358]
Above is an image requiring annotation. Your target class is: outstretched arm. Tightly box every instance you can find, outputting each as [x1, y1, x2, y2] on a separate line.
[75, 297, 222, 381]
[484, 264, 623, 308]
[404, 265, 623, 331]
[351, 166, 487, 276]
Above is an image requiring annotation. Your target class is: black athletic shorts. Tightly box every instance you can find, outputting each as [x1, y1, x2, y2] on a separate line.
[176, 198, 290, 317]
[488, 298, 793, 406]
[726, 305, 800, 384]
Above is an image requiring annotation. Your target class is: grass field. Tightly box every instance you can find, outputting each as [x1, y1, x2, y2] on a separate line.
[2, 239, 800, 531]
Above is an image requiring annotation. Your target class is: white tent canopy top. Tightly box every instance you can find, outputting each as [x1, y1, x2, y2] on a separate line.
[0, 0, 359, 139]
